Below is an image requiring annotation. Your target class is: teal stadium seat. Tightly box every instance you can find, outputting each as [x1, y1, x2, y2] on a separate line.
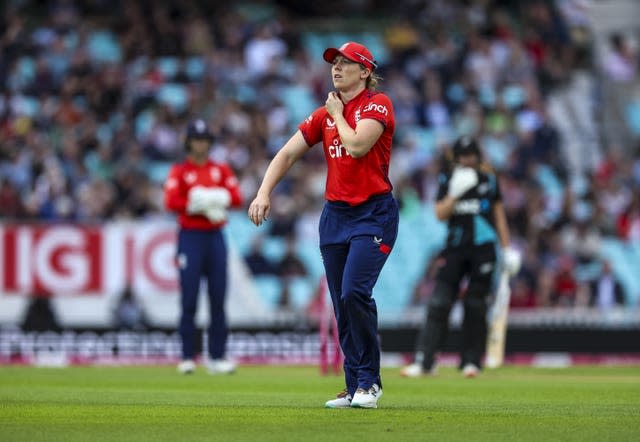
[86, 31, 122, 64]
[252, 275, 283, 308]
[134, 109, 155, 139]
[13, 95, 39, 118]
[626, 99, 640, 136]
[261, 236, 287, 262]
[157, 83, 189, 113]
[502, 84, 526, 110]
[286, 276, 316, 309]
[401, 126, 437, 162]
[281, 85, 317, 126]
[599, 238, 640, 305]
[156, 57, 179, 79]
[297, 242, 324, 282]
[185, 57, 205, 81]
[225, 212, 256, 255]
[147, 161, 172, 184]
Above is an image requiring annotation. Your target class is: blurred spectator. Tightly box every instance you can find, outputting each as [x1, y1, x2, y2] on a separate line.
[509, 276, 538, 309]
[243, 22, 288, 78]
[551, 255, 579, 307]
[0, 177, 24, 218]
[559, 201, 601, 266]
[244, 236, 277, 276]
[22, 292, 60, 332]
[617, 192, 640, 242]
[589, 260, 625, 310]
[601, 33, 637, 84]
[113, 286, 146, 330]
[276, 236, 308, 279]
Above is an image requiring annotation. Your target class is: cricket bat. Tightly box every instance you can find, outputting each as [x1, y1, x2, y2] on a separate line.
[485, 270, 511, 368]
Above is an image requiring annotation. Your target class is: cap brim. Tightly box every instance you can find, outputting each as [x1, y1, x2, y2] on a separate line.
[323, 48, 342, 64]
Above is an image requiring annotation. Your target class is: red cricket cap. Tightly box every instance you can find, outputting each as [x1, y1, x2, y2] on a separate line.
[323, 41, 377, 71]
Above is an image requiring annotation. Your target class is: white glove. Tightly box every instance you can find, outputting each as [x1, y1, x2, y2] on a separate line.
[502, 246, 522, 276]
[448, 167, 478, 199]
[199, 187, 231, 208]
[186, 186, 209, 214]
[204, 206, 227, 223]
[187, 186, 231, 214]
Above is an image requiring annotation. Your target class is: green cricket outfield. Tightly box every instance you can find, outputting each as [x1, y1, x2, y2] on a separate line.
[1, 365, 638, 441]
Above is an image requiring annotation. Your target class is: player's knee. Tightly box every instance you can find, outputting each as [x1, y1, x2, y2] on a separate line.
[427, 282, 455, 320]
[464, 296, 488, 321]
[341, 287, 369, 310]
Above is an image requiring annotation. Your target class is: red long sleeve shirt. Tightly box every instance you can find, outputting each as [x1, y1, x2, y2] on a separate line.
[164, 158, 243, 230]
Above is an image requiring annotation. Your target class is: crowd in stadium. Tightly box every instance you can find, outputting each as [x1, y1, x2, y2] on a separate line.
[1, 0, 639, 312]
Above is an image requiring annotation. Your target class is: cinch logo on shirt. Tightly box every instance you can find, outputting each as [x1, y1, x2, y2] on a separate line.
[362, 102, 388, 115]
[328, 138, 350, 159]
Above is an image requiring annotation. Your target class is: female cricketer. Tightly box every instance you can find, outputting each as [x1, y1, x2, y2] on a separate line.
[164, 119, 243, 375]
[248, 42, 398, 409]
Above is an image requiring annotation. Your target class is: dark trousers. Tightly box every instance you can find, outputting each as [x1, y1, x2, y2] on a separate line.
[319, 193, 399, 396]
[177, 229, 228, 360]
[417, 242, 497, 370]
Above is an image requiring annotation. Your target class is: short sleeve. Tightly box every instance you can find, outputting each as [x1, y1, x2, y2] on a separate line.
[298, 107, 325, 147]
[492, 173, 502, 202]
[436, 173, 449, 201]
[360, 93, 393, 127]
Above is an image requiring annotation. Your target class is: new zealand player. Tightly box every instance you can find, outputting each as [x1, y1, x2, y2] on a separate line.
[401, 136, 520, 378]
[164, 119, 243, 375]
[248, 42, 398, 408]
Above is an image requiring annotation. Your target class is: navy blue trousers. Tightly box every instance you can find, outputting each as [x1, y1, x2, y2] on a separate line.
[177, 229, 228, 360]
[319, 193, 399, 396]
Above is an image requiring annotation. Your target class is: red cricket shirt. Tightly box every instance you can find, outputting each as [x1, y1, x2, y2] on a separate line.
[164, 158, 243, 230]
[298, 88, 395, 205]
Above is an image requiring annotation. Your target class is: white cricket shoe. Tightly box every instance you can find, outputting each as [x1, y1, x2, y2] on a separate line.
[400, 363, 438, 378]
[206, 358, 236, 375]
[324, 388, 352, 409]
[351, 384, 382, 409]
[462, 363, 480, 378]
[177, 359, 196, 374]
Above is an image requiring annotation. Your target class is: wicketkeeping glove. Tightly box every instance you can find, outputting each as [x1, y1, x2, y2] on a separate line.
[187, 186, 231, 215]
[448, 167, 478, 199]
[186, 186, 209, 214]
[204, 206, 226, 223]
[502, 246, 522, 276]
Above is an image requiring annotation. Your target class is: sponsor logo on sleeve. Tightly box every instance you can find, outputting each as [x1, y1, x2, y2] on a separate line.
[362, 102, 388, 116]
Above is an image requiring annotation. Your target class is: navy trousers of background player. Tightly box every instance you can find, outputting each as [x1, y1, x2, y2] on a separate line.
[177, 229, 228, 361]
[319, 193, 399, 396]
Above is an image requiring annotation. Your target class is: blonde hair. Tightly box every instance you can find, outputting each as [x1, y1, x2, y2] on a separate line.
[366, 73, 382, 90]
[360, 65, 381, 90]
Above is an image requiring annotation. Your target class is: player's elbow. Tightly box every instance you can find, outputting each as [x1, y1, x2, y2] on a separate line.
[347, 142, 373, 158]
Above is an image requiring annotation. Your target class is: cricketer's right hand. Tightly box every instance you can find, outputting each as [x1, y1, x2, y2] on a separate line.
[448, 167, 478, 199]
[248, 193, 270, 226]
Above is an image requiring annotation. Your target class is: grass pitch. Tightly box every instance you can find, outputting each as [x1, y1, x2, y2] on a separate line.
[1, 365, 639, 441]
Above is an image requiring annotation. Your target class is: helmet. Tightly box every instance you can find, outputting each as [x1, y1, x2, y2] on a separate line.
[452, 136, 481, 160]
[185, 119, 213, 150]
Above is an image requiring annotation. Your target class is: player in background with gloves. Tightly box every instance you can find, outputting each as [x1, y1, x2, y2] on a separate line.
[401, 136, 520, 378]
[164, 119, 243, 375]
